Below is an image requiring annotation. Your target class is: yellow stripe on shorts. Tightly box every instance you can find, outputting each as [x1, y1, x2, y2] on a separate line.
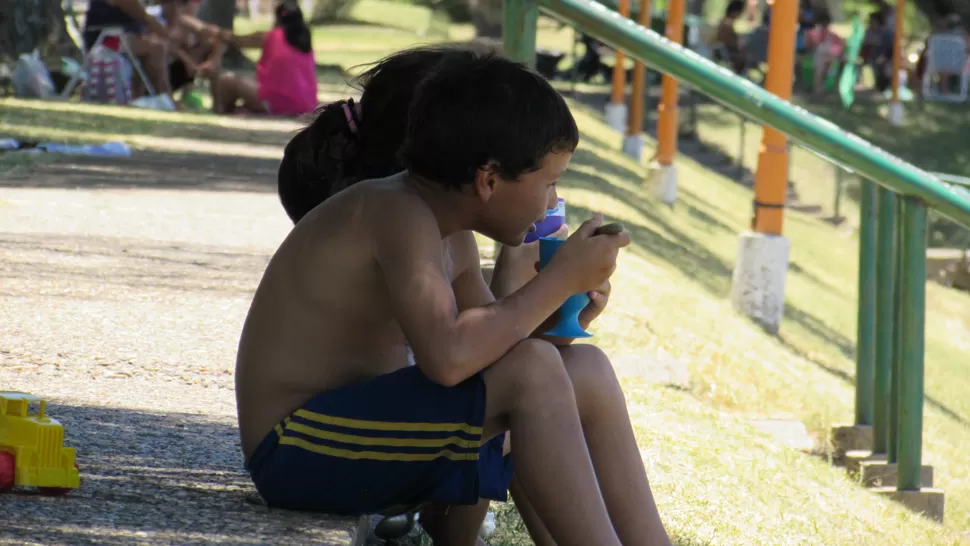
[285, 420, 482, 450]
[293, 409, 483, 435]
[279, 435, 480, 462]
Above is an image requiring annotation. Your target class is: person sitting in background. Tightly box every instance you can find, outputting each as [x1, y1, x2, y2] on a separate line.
[82, 0, 174, 98]
[714, 0, 747, 74]
[575, 34, 607, 83]
[740, 8, 771, 81]
[862, 11, 894, 92]
[161, 0, 225, 109]
[805, 12, 846, 94]
[205, 1, 317, 116]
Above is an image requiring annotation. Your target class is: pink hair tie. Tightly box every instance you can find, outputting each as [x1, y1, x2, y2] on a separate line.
[342, 101, 361, 134]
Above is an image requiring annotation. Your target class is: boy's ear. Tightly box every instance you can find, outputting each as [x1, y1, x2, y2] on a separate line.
[473, 162, 500, 202]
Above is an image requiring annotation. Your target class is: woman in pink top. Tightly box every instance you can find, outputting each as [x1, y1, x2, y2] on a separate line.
[211, 2, 317, 116]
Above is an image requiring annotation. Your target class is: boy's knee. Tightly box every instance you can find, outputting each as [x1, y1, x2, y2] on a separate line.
[505, 339, 570, 392]
[560, 344, 622, 398]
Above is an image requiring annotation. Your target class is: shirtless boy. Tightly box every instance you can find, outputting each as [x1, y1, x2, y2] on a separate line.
[236, 51, 670, 545]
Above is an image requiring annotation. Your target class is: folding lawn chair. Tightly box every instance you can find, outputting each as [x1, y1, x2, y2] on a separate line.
[921, 33, 969, 102]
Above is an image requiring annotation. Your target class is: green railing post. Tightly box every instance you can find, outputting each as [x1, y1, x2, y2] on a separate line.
[888, 197, 904, 463]
[872, 187, 897, 455]
[834, 167, 844, 219]
[504, 0, 539, 67]
[855, 179, 877, 426]
[897, 197, 929, 491]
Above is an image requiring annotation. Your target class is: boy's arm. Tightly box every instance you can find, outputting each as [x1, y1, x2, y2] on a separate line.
[376, 204, 581, 387]
[452, 235, 569, 346]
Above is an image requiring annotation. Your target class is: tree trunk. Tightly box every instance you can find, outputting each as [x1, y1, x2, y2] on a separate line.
[0, 0, 79, 64]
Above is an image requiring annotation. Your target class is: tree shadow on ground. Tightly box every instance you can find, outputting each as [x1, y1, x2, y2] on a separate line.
[775, 332, 970, 432]
[0, 403, 359, 545]
[0, 232, 271, 298]
[0, 151, 280, 193]
[0, 102, 301, 149]
[568, 87, 758, 187]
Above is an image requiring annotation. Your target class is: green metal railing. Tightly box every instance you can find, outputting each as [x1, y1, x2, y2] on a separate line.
[504, 0, 970, 493]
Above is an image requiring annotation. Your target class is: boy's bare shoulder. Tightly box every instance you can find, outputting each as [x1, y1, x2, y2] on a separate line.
[301, 175, 433, 237]
[339, 175, 440, 237]
[445, 231, 481, 275]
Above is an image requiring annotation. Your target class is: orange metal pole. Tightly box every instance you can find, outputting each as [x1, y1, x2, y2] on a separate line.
[752, 0, 798, 235]
[626, 0, 651, 136]
[891, 0, 905, 103]
[610, 0, 631, 105]
[656, 0, 684, 165]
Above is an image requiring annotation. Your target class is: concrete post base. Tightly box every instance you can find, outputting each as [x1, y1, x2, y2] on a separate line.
[829, 425, 872, 464]
[830, 424, 872, 457]
[888, 101, 905, 126]
[730, 233, 791, 335]
[622, 134, 644, 161]
[650, 163, 678, 205]
[860, 461, 934, 488]
[872, 487, 945, 522]
[844, 450, 886, 474]
[605, 102, 628, 133]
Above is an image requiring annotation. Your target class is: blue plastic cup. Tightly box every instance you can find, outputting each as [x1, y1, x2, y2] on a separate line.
[537, 237, 593, 338]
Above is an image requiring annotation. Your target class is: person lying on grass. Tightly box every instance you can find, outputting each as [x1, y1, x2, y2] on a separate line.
[236, 46, 671, 546]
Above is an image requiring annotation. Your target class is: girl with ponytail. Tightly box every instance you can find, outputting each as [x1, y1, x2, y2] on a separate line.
[277, 41, 502, 223]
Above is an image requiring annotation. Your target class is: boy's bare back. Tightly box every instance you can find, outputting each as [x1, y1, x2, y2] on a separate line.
[236, 173, 470, 460]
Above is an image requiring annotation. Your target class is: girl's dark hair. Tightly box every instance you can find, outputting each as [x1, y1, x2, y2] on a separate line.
[275, 1, 311, 54]
[278, 41, 502, 223]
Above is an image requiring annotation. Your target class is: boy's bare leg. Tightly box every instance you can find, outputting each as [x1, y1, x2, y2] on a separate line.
[482, 339, 620, 546]
[503, 345, 668, 546]
[420, 501, 489, 546]
[559, 344, 670, 545]
[509, 475, 556, 546]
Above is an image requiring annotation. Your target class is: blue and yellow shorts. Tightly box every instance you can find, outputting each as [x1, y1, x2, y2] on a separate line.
[246, 365, 514, 515]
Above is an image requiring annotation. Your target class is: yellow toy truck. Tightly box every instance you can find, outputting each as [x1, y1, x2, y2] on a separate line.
[0, 392, 80, 495]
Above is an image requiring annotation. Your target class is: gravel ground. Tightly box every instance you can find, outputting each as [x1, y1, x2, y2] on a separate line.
[0, 153, 365, 545]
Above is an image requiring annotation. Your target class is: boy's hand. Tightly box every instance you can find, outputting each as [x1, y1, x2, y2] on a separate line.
[546, 214, 630, 294]
[579, 279, 611, 328]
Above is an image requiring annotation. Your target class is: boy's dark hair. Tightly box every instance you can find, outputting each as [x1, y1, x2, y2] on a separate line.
[276, 1, 311, 54]
[400, 53, 579, 190]
[278, 42, 502, 223]
[725, 1, 745, 18]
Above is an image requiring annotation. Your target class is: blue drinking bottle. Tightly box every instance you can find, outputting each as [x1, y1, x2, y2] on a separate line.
[538, 237, 593, 338]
